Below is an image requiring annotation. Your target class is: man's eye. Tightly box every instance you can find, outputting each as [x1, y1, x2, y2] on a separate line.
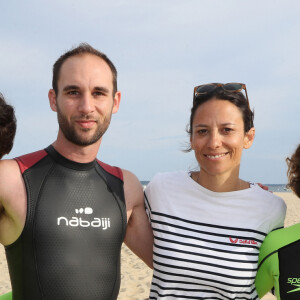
[94, 91, 106, 96]
[68, 91, 79, 95]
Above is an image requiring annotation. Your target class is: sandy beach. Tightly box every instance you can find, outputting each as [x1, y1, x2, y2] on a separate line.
[0, 192, 298, 299]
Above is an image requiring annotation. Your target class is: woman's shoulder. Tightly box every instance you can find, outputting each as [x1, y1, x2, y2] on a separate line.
[149, 170, 188, 185]
[145, 171, 189, 199]
[250, 184, 286, 205]
[248, 185, 287, 230]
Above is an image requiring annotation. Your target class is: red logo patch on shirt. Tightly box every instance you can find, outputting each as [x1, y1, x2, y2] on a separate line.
[229, 237, 258, 245]
[229, 237, 238, 244]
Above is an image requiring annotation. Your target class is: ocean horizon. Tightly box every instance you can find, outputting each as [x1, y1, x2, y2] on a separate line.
[140, 181, 290, 193]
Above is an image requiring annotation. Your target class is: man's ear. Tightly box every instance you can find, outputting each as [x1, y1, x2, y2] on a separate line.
[112, 91, 121, 114]
[244, 127, 255, 149]
[48, 89, 57, 112]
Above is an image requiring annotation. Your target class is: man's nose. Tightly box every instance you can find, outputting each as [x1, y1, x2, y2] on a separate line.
[79, 94, 94, 114]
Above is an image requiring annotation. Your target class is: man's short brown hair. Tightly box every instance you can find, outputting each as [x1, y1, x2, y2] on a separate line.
[52, 43, 118, 96]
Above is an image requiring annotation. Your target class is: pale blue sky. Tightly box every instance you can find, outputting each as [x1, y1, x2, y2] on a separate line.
[1, 0, 299, 183]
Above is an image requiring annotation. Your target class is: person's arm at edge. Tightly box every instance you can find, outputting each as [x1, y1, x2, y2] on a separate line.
[0, 159, 26, 246]
[123, 169, 153, 269]
[255, 250, 277, 298]
[0, 159, 13, 245]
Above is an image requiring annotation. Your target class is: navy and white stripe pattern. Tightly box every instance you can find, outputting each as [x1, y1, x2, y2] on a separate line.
[144, 171, 286, 299]
[149, 210, 262, 299]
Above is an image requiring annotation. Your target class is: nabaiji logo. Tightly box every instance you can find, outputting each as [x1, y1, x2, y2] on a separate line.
[229, 237, 258, 245]
[287, 278, 300, 294]
[57, 207, 111, 230]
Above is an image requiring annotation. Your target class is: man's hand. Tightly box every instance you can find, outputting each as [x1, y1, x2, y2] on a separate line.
[257, 183, 270, 192]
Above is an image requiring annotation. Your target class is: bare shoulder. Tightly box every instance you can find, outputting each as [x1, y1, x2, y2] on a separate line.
[0, 159, 22, 187]
[122, 169, 143, 210]
[0, 159, 26, 245]
[0, 159, 23, 206]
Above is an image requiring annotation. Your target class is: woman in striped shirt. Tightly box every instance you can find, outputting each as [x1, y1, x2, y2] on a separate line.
[145, 83, 286, 299]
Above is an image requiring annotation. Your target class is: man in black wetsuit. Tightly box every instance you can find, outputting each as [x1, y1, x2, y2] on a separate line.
[0, 43, 153, 299]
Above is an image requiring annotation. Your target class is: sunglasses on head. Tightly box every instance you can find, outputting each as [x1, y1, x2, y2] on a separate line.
[193, 83, 249, 107]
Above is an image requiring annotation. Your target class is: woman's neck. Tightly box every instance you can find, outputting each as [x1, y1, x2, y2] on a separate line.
[193, 170, 249, 192]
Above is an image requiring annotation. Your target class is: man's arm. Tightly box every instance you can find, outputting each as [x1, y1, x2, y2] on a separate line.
[123, 170, 153, 268]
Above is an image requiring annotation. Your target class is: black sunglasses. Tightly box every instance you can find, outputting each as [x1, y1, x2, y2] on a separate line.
[193, 83, 249, 107]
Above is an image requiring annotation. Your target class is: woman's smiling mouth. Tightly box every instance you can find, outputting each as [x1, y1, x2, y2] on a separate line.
[204, 153, 228, 159]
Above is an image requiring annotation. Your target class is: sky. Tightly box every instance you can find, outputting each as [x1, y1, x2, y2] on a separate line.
[1, 0, 299, 183]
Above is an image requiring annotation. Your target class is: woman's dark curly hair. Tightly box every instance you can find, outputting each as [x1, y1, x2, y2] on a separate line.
[287, 144, 300, 198]
[0, 93, 17, 159]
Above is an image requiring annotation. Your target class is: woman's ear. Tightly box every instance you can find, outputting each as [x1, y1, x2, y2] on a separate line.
[244, 127, 255, 149]
[190, 135, 194, 150]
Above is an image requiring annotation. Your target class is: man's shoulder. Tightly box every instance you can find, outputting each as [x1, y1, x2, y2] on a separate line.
[121, 169, 143, 208]
[122, 169, 140, 188]
[0, 148, 48, 187]
[96, 160, 123, 181]
[15, 149, 48, 174]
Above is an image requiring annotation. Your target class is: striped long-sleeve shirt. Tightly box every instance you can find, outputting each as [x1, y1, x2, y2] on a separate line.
[144, 171, 286, 300]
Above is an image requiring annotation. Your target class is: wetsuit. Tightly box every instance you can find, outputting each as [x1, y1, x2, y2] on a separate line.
[0, 293, 11, 300]
[5, 145, 127, 300]
[255, 223, 300, 300]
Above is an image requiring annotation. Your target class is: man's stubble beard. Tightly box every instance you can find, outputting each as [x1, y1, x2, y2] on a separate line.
[56, 105, 112, 146]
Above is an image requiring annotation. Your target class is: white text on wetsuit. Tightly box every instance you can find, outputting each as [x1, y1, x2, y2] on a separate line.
[57, 207, 111, 230]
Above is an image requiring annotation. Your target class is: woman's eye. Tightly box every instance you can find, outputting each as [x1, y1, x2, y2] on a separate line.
[223, 128, 233, 134]
[197, 129, 208, 135]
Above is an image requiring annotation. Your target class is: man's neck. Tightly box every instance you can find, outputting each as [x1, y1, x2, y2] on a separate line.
[52, 134, 102, 163]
